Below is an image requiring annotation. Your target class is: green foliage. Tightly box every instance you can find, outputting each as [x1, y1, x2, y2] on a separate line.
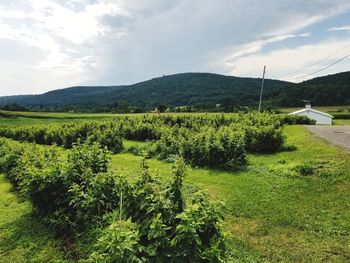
[0, 113, 312, 170]
[0, 139, 26, 187]
[280, 114, 316, 125]
[244, 125, 284, 153]
[0, 140, 227, 262]
[179, 127, 247, 170]
[172, 192, 225, 262]
[0, 121, 123, 151]
[86, 128, 123, 154]
[86, 220, 142, 263]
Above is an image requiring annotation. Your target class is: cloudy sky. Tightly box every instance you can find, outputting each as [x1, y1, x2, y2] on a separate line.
[0, 0, 350, 96]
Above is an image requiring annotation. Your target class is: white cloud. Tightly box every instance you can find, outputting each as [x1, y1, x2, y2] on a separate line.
[27, 0, 128, 44]
[222, 38, 350, 82]
[1, 0, 350, 96]
[226, 33, 311, 60]
[328, 25, 350, 32]
[0, 0, 129, 95]
[0, 8, 26, 19]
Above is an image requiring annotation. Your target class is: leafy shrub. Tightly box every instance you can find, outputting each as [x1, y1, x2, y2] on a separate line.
[244, 125, 284, 153]
[0, 140, 227, 261]
[154, 127, 247, 170]
[172, 192, 225, 262]
[154, 133, 180, 160]
[0, 141, 27, 188]
[332, 113, 350, 119]
[281, 114, 316, 125]
[86, 220, 141, 263]
[86, 128, 123, 154]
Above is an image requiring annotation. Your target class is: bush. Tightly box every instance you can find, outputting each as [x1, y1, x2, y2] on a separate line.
[281, 115, 316, 125]
[332, 113, 350, 119]
[87, 128, 123, 154]
[86, 220, 141, 263]
[154, 127, 247, 170]
[0, 141, 27, 188]
[244, 125, 284, 153]
[172, 192, 225, 262]
[0, 141, 227, 261]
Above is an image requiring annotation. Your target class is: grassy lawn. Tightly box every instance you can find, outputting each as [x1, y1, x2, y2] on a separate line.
[0, 110, 117, 127]
[0, 174, 70, 263]
[334, 119, 350, 125]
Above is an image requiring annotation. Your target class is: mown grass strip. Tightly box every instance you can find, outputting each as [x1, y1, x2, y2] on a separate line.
[0, 174, 70, 263]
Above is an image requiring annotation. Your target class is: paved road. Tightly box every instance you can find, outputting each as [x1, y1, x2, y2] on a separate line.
[306, 125, 350, 150]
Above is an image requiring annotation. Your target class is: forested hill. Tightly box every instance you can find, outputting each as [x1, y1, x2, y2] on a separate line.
[0, 71, 349, 111]
[277, 71, 350, 107]
[0, 73, 290, 110]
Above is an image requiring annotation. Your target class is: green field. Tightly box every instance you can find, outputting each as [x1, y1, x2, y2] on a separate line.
[0, 112, 350, 262]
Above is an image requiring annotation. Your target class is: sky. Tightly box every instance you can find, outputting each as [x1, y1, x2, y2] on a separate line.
[0, 0, 350, 96]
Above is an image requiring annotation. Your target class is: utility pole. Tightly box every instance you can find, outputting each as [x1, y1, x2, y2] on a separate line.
[258, 65, 266, 112]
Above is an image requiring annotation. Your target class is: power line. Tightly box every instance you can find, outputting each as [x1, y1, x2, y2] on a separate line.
[268, 42, 350, 79]
[304, 52, 350, 77]
[304, 43, 350, 69]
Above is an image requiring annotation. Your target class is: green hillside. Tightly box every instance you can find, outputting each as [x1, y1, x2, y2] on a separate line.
[278, 71, 350, 107]
[0, 73, 291, 111]
[0, 71, 349, 111]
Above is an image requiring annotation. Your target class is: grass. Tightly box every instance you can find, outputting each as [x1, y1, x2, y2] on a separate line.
[334, 119, 350, 125]
[0, 174, 70, 263]
[1, 114, 350, 262]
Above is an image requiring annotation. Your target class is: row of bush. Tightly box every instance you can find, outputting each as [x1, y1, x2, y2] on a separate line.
[0, 122, 123, 153]
[0, 139, 227, 262]
[0, 113, 309, 170]
[0, 113, 312, 145]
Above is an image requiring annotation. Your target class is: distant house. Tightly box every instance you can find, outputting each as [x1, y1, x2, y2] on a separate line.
[289, 104, 334, 125]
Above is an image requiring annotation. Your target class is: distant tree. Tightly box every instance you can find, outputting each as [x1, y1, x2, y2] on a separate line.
[1, 103, 28, 112]
[133, 107, 145, 113]
[221, 96, 235, 112]
[157, 104, 167, 113]
[115, 100, 130, 113]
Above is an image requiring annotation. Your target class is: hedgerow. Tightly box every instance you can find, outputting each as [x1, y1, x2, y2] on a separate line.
[0, 113, 312, 170]
[0, 122, 124, 153]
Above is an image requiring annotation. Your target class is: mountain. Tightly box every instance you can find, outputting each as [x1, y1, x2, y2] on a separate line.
[0, 73, 291, 110]
[0, 71, 349, 111]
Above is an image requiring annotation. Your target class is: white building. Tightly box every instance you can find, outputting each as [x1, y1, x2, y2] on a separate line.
[289, 104, 334, 125]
